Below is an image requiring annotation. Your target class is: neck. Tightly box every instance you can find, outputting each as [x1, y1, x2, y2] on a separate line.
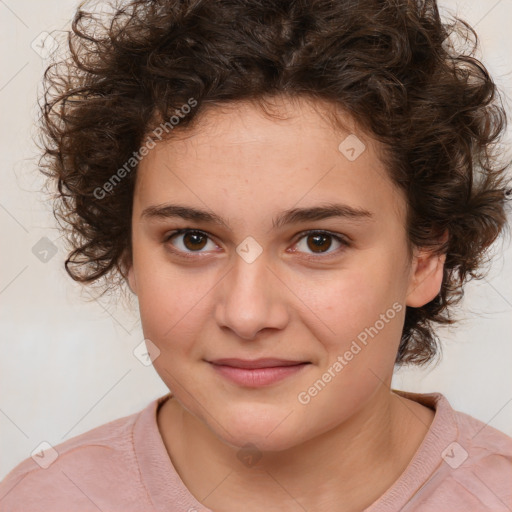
[157, 385, 434, 512]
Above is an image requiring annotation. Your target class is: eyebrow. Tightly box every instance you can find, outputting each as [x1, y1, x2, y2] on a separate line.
[140, 203, 374, 230]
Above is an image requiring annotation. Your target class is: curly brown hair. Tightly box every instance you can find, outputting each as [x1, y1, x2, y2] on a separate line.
[40, 0, 511, 366]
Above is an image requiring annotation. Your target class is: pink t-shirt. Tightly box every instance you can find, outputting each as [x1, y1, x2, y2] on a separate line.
[1, 390, 511, 511]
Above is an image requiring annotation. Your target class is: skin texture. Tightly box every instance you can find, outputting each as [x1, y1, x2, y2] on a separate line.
[127, 96, 444, 511]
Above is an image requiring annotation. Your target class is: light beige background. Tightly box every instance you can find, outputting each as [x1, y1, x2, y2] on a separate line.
[1, 0, 511, 480]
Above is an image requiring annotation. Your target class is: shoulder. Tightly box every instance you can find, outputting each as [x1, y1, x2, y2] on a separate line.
[446, 398, 512, 479]
[423, 411, 512, 511]
[0, 399, 161, 512]
[454, 405, 512, 456]
[450, 405, 512, 502]
[398, 391, 512, 511]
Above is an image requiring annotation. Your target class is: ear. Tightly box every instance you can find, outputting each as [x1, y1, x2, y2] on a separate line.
[406, 232, 448, 308]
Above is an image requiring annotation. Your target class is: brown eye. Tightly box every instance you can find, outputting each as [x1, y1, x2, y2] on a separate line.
[166, 229, 216, 253]
[293, 230, 348, 257]
[182, 231, 207, 251]
[307, 233, 332, 253]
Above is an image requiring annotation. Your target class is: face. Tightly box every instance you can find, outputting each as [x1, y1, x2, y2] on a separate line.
[127, 96, 443, 451]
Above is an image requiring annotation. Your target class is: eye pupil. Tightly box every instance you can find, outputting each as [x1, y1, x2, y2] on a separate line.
[184, 232, 207, 251]
[307, 234, 332, 253]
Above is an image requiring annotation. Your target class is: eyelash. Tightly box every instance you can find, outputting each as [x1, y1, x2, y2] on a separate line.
[163, 228, 350, 260]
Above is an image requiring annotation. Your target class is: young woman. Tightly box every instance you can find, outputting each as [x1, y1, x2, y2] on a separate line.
[1, 0, 511, 510]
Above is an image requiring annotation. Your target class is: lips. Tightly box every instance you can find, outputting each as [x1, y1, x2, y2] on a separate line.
[207, 358, 311, 387]
[208, 358, 308, 369]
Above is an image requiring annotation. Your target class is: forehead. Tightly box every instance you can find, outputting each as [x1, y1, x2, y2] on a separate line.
[134, 97, 406, 229]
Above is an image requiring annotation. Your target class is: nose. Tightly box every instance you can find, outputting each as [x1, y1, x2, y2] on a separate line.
[214, 253, 289, 340]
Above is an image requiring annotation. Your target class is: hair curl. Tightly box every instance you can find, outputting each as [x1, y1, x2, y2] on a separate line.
[40, 0, 511, 365]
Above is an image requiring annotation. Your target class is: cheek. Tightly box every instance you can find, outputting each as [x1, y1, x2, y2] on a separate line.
[138, 280, 206, 343]
[132, 250, 215, 351]
[295, 261, 405, 346]
[294, 272, 405, 424]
